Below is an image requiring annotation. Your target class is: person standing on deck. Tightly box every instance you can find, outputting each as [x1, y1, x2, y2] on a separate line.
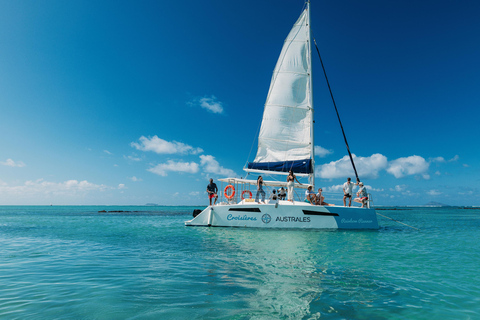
[206, 178, 218, 206]
[343, 177, 355, 207]
[255, 176, 266, 203]
[287, 170, 301, 201]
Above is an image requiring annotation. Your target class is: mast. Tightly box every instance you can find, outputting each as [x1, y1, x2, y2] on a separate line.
[307, 1, 315, 187]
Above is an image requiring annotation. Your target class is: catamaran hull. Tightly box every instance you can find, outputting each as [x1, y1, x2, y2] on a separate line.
[185, 202, 378, 229]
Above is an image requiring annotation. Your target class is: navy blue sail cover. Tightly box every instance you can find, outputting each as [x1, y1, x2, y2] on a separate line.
[247, 159, 312, 174]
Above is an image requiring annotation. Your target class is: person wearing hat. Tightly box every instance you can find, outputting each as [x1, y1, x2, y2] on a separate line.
[354, 182, 368, 208]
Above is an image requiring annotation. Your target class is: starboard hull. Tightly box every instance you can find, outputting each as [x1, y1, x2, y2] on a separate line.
[185, 201, 378, 230]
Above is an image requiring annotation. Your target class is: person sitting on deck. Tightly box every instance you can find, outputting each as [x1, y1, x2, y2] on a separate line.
[304, 186, 316, 204]
[278, 187, 286, 200]
[269, 189, 278, 204]
[353, 182, 368, 208]
[315, 188, 334, 206]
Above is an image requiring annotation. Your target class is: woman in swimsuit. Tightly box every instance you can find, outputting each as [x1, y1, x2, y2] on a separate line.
[286, 170, 301, 201]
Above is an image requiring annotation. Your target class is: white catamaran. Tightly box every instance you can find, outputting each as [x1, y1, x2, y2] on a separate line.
[186, 2, 379, 229]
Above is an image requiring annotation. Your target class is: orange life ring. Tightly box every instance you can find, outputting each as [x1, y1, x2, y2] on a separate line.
[241, 190, 252, 200]
[224, 185, 235, 199]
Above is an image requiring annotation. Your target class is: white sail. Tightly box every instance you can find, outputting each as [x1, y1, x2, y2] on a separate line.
[247, 6, 314, 178]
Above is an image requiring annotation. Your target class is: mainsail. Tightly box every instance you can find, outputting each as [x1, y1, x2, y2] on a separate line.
[246, 5, 314, 182]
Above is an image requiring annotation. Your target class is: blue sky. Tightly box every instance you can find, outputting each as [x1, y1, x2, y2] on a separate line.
[1, 0, 479, 206]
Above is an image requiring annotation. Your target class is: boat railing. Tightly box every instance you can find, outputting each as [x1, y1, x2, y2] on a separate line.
[216, 182, 374, 208]
[367, 193, 374, 208]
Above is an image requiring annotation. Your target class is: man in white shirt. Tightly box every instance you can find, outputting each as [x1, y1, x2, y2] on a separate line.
[343, 177, 354, 207]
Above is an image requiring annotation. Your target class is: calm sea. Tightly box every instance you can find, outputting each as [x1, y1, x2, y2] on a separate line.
[0, 205, 478, 320]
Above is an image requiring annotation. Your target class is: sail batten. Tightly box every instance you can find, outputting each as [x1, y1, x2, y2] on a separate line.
[247, 6, 313, 176]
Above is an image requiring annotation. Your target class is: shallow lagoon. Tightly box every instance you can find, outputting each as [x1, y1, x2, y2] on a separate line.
[0, 206, 478, 319]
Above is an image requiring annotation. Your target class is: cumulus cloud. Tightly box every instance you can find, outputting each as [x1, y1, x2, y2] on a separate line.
[322, 183, 381, 194]
[316, 153, 388, 179]
[129, 176, 142, 182]
[1, 158, 26, 167]
[387, 155, 429, 178]
[0, 179, 109, 196]
[196, 95, 224, 114]
[390, 184, 407, 192]
[148, 160, 199, 177]
[322, 184, 344, 193]
[131, 136, 203, 155]
[431, 155, 460, 164]
[146, 155, 236, 178]
[427, 189, 441, 196]
[449, 155, 459, 162]
[200, 155, 237, 177]
[315, 146, 333, 158]
[124, 155, 142, 161]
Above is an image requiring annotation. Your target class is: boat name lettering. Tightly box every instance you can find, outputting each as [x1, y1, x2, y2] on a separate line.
[227, 214, 257, 221]
[276, 216, 311, 223]
[341, 218, 373, 224]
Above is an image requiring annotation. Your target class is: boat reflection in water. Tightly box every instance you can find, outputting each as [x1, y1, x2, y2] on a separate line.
[196, 227, 383, 318]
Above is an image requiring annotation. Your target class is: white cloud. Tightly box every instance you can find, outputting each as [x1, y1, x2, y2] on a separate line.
[390, 184, 407, 192]
[322, 184, 344, 193]
[104, 150, 113, 155]
[449, 155, 459, 162]
[129, 176, 142, 182]
[118, 184, 126, 189]
[1, 158, 26, 167]
[125, 155, 142, 161]
[431, 156, 445, 163]
[145, 154, 236, 178]
[148, 160, 199, 177]
[463, 164, 470, 168]
[427, 189, 441, 196]
[0, 179, 109, 196]
[200, 155, 237, 177]
[315, 146, 333, 158]
[322, 183, 381, 194]
[316, 153, 388, 179]
[131, 136, 203, 155]
[198, 95, 224, 114]
[387, 155, 429, 178]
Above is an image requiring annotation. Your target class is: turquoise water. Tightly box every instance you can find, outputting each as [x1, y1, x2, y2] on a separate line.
[0, 206, 479, 319]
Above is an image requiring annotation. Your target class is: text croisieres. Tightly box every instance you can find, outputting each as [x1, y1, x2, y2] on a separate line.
[276, 216, 310, 223]
[227, 214, 257, 221]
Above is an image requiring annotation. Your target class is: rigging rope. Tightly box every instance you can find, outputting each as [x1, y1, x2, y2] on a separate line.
[312, 36, 360, 182]
[376, 212, 420, 231]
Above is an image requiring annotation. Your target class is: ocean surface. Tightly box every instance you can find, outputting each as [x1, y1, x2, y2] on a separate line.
[0, 205, 479, 320]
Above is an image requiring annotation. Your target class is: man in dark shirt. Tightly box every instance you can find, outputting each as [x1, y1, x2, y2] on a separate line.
[206, 178, 218, 206]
